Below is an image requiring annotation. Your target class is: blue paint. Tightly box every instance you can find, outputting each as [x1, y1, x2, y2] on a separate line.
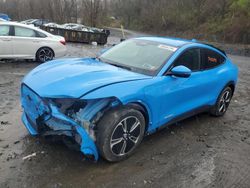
[23, 58, 150, 98]
[22, 113, 38, 136]
[21, 37, 238, 160]
[171, 65, 192, 77]
[0, 13, 11, 21]
[21, 85, 99, 160]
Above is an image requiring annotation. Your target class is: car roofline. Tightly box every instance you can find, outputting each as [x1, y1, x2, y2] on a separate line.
[134, 36, 227, 56]
[0, 21, 54, 37]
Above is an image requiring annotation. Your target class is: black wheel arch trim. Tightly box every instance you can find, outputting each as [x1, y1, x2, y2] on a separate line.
[126, 102, 149, 134]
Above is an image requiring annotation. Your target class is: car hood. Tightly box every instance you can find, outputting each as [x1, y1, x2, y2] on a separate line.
[23, 58, 151, 98]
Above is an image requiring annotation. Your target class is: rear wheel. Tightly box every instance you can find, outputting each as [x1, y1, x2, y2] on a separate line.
[36, 47, 54, 63]
[97, 107, 145, 162]
[210, 86, 233, 116]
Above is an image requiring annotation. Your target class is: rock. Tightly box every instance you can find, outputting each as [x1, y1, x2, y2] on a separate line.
[143, 180, 147, 184]
[205, 144, 212, 148]
[6, 152, 18, 161]
[91, 41, 98, 46]
[190, 174, 196, 179]
[197, 136, 205, 142]
[0, 121, 9, 125]
[203, 132, 208, 136]
[14, 140, 20, 144]
[3, 144, 9, 149]
[241, 137, 247, 142]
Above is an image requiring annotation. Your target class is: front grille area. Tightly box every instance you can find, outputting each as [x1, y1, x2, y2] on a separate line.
[21, 84, 51, 130]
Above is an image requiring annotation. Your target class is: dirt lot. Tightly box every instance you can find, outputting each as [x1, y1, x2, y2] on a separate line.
[0, 31, 250, 188]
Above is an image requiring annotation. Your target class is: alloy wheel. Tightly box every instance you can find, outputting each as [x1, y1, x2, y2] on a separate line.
[110, 116, 141, 156]
[38, 48, 53, 62]
[218, 89, 232, 114]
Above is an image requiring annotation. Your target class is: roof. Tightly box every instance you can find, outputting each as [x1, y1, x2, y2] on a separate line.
[136, 37, 193, 47]
[136, 36, 226, 56]
[0, 21, 53, 37]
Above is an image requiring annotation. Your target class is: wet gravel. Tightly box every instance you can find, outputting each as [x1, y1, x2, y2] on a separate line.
[0, 30, 250, 188]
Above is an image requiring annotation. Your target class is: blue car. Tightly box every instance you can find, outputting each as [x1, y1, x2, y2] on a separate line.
[0, 13, 11, 21]
[21, 37, 238, 162]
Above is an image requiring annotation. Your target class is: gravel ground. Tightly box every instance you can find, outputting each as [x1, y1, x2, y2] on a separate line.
[0, 30, 250, 188]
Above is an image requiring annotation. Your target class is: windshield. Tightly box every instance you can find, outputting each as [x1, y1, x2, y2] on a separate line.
[99, 39, 177, 76]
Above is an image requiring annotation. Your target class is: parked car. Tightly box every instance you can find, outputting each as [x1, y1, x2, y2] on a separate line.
[43, 22, 61, 28]
[62, 23, 81, 29]
[0, 13, 10, 21]
[0, 22, 66, 62]
[0, 18, 7, 22]
[21, 19, 50, 27]
[21, 37, 238, 162]
[20, 19, 36, 25]
[31, 19, 50, 27]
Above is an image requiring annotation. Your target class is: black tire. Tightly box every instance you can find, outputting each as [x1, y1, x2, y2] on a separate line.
[210, 86, 233, 117]
[36, 47, 54, 63]
[96, 107, 145, 162]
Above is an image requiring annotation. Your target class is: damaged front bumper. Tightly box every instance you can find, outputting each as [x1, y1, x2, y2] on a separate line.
[21, 84, 102, 160]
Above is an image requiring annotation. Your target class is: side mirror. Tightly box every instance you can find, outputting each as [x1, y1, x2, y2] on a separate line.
[168, 65, 191, 78]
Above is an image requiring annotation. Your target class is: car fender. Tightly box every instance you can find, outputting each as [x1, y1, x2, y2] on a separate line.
[81, 79, 156, 133]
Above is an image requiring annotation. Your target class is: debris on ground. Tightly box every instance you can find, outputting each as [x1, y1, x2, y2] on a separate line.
[91, 41, 98, 46]
[205, 144, 213, 148]
[0, 121, 9, 125]
[3, 144, 9, 149]
[13, 140, 20, 144]
[203, 132, 208, 136]
[22, 152, 36, 160]
[7, 152, 18, 161]
[197, 136, 205, 142]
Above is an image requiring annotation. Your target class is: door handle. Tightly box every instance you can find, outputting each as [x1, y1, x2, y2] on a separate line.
[33, 41, 40, 43]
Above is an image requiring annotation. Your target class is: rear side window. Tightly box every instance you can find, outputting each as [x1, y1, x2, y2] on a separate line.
[36, 31, 47, 38]
[14, 26, 36, 37]
[201, 49, 225, 69]
[173, 48, 200, 71]
[0, 25, 10, 36]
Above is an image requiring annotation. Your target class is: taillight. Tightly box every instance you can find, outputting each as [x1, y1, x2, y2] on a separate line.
[60, 39, 66, 45]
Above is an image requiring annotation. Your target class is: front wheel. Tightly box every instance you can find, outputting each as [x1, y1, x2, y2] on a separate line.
[97, 107, 145, 162]
[36, 47, 54, 63]
[210, 86, 233, 116]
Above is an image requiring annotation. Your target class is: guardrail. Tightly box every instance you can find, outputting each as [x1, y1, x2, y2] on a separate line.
[40, 26, 110, 45]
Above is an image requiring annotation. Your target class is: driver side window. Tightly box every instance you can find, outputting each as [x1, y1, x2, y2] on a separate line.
[173, 48, 200, 71]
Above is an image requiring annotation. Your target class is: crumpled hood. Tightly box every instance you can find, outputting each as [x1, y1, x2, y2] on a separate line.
[23, 58, 150, 98]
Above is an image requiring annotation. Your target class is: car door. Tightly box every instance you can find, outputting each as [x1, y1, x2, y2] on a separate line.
[0, 25, 13, 58]
[12, 26, 41, 59]
[200, 48, 227, 101]
[157, 48, 217, 126]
